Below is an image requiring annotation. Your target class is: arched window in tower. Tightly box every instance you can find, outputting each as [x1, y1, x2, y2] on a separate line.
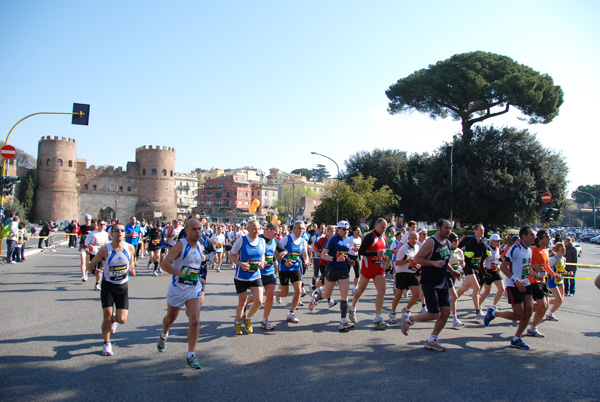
[92, 185, 97, 190]
[152, 168, 157, 176]
[68, 160, 73, 167]
[143, 168, 146, 176]
[162, 169, 167, 176]
[170, 171, 173, 176]
[84, 184, 88, 190]
[57, 159, 63, 167]
[46, 159, 51, 166]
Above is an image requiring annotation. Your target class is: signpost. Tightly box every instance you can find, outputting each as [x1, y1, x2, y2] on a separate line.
[542, 192, 552, 203]
[0, 145, 16, 160]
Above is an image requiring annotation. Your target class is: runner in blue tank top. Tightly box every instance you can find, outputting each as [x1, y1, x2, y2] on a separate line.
[229, 220, 266, 335]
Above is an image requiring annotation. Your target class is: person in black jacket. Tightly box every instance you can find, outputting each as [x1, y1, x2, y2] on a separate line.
[564, 237, 578, 296]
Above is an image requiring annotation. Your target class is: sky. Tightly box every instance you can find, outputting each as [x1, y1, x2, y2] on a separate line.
[1, 0, 598, 197]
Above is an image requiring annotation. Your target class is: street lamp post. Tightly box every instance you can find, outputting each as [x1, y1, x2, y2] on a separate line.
[574, 190, 596, 229]
[450, 135, 456, 224]
[311, 152, 340, 222]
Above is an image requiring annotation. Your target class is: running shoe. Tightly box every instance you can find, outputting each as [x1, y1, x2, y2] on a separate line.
[419, 306, 428, 314]
[339, 319, 355, 331]
[301, 288, 307, 297]
[186, 354, 202, 370]
[328, 299, 337, 308]
[234, 324, 243, 335]
[308, 294, 318, 311]
[484, 307, 496, 327]
[348, 308, 357, 323]
[261, 319, 275, 330]
[298, 301, 305, 307]
[153, 270, 159, 277]
[388, 311, 399, 324]
[82, 274, 87, 282]
[216, 268, 221, 273]
[372, 318, 389, 330]
[243, 316, 253, 333]
[147, 263, 152, 269]
[157, 267, 163, 273]
[476, 310, 486, 319]
[526, 328, 546, 338]
[545, 313, 559, 322]
[110, 322, 118, 334]
[95, 283, 101, 291]
[157, 335, 167, 352]
[102, 342, 113, 356]
[452, 319, 465, 329]
[352, 286, 357, 295]
[286, 313, 300, 323]
[510, 338, 531, 350]
[275, 296, 282, 304]
[425, 339, 446, 352]
[400, 313, 412, 336]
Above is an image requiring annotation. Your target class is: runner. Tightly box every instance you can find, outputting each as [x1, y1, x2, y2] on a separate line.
[210, 225, 226, 272]
[447, 233, 465, 328]
[156, 218, 206, 369]
[146, 221, 164, 276]
[308, 220, 355, 331]
[310, 224, 325, 280]
[546, 242, 566, 321]
[526, 230, 551, 338]
[274, 220, 309, 324]
[79, 214, 95, 282]
[478, 234, 505, 312]
[229, 219, 265, 335]
[389, 231, 420, 324]
[416, 227, 429, 313]
[455, 224, 487, 318]
[166, 219, 183, 251]
[85, 220, 110, 291]
[400, 220, 460, 352]
[349, 218, 390, 329]
[87, 222, 136, 356]
[310, 225, 337, 308]
[124, 216, 142, 267]
[347, 226, 362, 294]
[483, 226, 536, 350]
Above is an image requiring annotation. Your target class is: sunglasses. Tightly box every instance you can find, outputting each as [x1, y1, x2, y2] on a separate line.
[112, 229, 125, 233]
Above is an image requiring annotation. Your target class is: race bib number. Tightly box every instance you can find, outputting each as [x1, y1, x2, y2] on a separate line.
[179, 266, 199, 286]
[521, 258, 531, 279]
[248, 260, 261, 272]
[289, 252, 300, 262]
[109, 265, 128, 281]
[264, 255, 274, 267]
[152, 239, 160, 245]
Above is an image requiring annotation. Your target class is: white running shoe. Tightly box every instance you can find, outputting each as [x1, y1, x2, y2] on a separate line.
[339, 319, 354, 331]
[95, 283, 101, 291]
[102, 342, 113, 356]
[452, 319, 465, 328]
[328, 299, 337, 308]
[476, 310, 486, 319]
[261, 319, 275, 330]
[286, 313, 299, 323]
[388, 311, 399, 324]
[111, 322, 118, 334]
[419, 306, 428, 314]
[545, 313, 559, 322]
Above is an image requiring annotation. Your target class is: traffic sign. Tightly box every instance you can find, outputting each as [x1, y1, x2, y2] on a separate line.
[542, 192, 552, 203]
[0, 145, 16, 159]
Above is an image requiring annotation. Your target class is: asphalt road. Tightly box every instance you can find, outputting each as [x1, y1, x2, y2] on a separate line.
[1, 241, 599, 402]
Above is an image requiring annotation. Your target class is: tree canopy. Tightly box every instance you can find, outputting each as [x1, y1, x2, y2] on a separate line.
[386, 51, 564, 142]
[291, 168, 313, 180]
[311, 164, 330, 181]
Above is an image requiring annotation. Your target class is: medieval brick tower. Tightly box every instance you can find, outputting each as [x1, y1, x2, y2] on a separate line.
[33, 136, 78, 222]
[135, 145, 176, 221]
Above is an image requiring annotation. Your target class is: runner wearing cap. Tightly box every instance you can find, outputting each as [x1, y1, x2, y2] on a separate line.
[478, 234, 505, 312]
[308, 220, 355, 331]
[349, 218, 390, 329]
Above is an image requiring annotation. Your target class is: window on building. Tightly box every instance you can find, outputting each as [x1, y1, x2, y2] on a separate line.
[162, 169, 167, 176]
[245, 201, 249, 205]
[46, 159, 51, 166]
[216, 192, 222, 198]
[143, 169, 146, 175]
[57, 159, 63, 166]
[152, 168, 157, 176]
[92, 185, 97, 190]
[170, 171, 173, 176]
[68, 160, 73, 167]
[226, 192, 231, 198]
[84, 184, 88, 190]
[245, 192, 249, 197]
[119, 186, 123, 191]
[127, 187, 131, 192]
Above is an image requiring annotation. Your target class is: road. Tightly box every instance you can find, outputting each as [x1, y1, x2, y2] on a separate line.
[1, 241, 599, 402]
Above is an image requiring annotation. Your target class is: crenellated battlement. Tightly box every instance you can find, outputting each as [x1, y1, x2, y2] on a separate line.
[39, 136, 76, 143]
[135, 145, 175, 152]
[79, 164, 130, 176]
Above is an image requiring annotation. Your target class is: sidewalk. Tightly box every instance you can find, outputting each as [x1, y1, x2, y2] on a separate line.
[1, 234, 69, 263]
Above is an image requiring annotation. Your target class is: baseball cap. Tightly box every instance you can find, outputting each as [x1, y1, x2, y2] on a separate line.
[448, 233, 458, 242]
[84, 214, 92, 220]
[489, 234, 502, 241]
[336, 220, 350, 229]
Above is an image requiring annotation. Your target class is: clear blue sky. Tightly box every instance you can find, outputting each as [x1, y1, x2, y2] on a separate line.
[1, 0, 598, 197]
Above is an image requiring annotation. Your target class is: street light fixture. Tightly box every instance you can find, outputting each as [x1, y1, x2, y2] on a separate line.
[311, 152, 340, 222]
[574, 190, 596, 230]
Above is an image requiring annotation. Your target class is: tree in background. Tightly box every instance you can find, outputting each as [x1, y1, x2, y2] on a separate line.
[312, 174, 398, 227]
[0, 142, 36, 169]
[311, 164, 330, 181]
[275, 185, 317, 220]
[571, 185, 600, 227]
[21, 171, 35, 221]
[386, 51, 564, 143]
[291, 168, 313, 180]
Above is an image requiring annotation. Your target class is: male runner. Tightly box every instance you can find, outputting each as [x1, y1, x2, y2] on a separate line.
[147, 221, 164, 276]
[401, 219, 460, 352]
[455, 224, 487, 318]
[389, 231, 420, 324]
[87, 222, 136, 356]
[85, 220, 110, 291]
[526, 230, 551, 338]
[349, 218, 389, 329]
[479, 234, 505, 312]
[210, 225, 226, 272]
[484, 226, 536, 350]
[124, 216, 142, 266]
[157, 218, 206, 369]
[79, 214, 95, 282]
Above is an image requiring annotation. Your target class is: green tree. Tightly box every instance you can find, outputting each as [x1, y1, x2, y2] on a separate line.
[5, 198, 27, 222]
[386, 51, 564, 143]
[571, 185, 600, 227]
[275, 185, 317, 219]
[291, 168, 313, 180]
[311, 164, 330, 181]
[422, 126, 568, 227]
[21, 171, 35, 221]
[312, 175, 398, 227]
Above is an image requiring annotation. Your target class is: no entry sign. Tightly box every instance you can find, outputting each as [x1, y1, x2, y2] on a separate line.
[542, 192, 552, 203]
[0, 145, 16, 159]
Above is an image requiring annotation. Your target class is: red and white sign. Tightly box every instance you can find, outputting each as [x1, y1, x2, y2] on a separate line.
[542, 192, 552, 203]
[0, 145, 16, 159]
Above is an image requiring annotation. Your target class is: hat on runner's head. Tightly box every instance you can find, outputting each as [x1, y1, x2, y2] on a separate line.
[511, 235, 520, 243]
[84, 214, 92, 220]
[489, 234, 502, 241]
[336, 220, 350, 229]
[236, 223, 241, 227]
[448, 233, 458, 242]
[418, 228, 428, 235]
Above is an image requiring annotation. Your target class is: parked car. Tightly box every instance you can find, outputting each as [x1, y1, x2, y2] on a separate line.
[573, 242, 583, 258]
